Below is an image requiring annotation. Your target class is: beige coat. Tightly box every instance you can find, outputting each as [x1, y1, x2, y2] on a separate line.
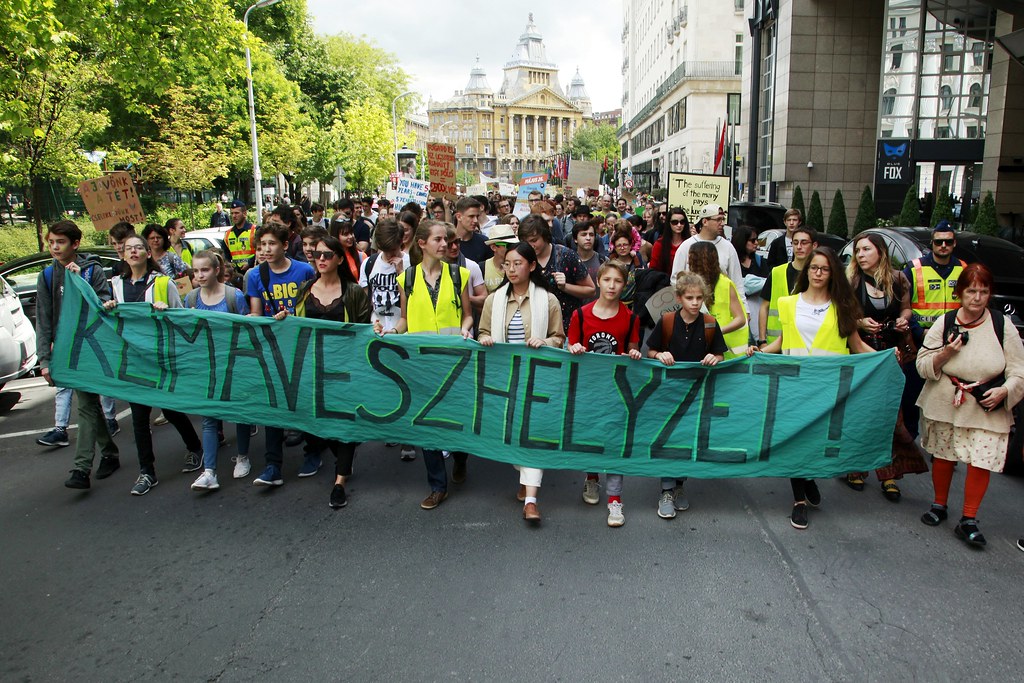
[479, 287, 565, 347]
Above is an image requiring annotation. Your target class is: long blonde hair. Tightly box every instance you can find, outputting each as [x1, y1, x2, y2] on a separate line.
[846, 232, 895, 300]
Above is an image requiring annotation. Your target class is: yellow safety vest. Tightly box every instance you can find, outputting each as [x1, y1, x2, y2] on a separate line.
[909, 258, 965, 328]
[225, 224, 256, 267]
[765, 263, 794, 342]
[777, 294, 849, 356]
[710, 274, 749, 358]
[399, 264, 469, 335]
[112, 274, 172, 305]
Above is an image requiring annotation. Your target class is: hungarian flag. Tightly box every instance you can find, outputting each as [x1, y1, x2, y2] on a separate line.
[713, 120, 727, 175]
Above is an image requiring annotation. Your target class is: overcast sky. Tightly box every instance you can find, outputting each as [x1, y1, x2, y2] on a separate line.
[306, 1, 623, 114]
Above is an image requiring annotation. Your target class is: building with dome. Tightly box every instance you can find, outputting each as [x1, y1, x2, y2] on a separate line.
[427, 14, 593, 182]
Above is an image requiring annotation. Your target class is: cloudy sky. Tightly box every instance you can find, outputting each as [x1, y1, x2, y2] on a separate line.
[306, 1, 623, 114]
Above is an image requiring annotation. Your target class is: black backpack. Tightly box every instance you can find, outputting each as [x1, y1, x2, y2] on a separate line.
[403, 263, 463, 314]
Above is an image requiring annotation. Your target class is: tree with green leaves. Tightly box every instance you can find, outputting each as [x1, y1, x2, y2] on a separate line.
[807, 191, 824, 231]
[852, 185, 875, 232]
[973, 191, 998, 236]
[897, 184, 920, 227]
[338, 101, 395, 193]
[791, 185, 805, 218]
[929, 186, 955, 227]
[295, 122, 344, 205]
[564, 123, 620, 162]
[827, 190, 848, 237]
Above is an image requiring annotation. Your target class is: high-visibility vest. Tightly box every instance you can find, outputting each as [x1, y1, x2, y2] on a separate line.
[399, 263, 468, 335]
[909, 258, 965, 328]
[765, 263, 793, 342]
[710, 274, 749, 358]
[777, 294, 849, 356]
[225, 223, 256, 267]
[112, 274, 172, 305]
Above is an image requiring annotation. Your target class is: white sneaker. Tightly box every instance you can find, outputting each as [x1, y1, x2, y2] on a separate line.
[607, 501, 625, 527]
[582, 478, 600, 505]
[191, 470, 219, 490]
[672, 483, 690, 511]
[232, 455, 251, 479]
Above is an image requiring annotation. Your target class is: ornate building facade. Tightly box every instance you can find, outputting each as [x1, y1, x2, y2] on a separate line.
[427, 15, 593, 181]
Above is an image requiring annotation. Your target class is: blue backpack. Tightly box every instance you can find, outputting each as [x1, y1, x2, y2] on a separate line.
[43, 263, 95, 294]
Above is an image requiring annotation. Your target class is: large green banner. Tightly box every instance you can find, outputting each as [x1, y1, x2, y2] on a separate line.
[51, 275, 905, 478]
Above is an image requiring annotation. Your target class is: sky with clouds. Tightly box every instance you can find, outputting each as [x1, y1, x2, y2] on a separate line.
[306, 1, 623, 114]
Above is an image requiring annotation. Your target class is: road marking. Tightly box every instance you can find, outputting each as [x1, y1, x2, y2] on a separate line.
[0, 408, 132, 440]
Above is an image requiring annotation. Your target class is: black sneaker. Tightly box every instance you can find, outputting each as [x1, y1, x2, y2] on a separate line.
[64, 469, 90, 489]
[130, 473, 158, 496]
[284, 430, 304, 447]
[791, 503, 809, 530]
[181, 451, 202, 473]
[804, 480, 821, 508]
[37, 427, 70, 448]
[329, 484, 348, 509]
[95, 456, 120, 480]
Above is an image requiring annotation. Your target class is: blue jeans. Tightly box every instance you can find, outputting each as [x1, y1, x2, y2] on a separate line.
[201, 417, 252, 471]
[55, 387, 117, 428]
[421, 450, 467, 492]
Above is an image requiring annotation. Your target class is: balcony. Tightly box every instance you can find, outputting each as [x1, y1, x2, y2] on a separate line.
[678, 6, 687, 28]
[666, 25, 674, 43]
[618, 61, 738, 134]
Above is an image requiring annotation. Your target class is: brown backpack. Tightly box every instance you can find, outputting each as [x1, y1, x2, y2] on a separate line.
[660, 311, 718, 354]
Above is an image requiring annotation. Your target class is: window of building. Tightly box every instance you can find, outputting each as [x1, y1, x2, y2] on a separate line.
[465, 144, 472, 155]
[936, 125, 951, 139]
[891, 43, 903, 69]
[940, 85, 953, 111]
[484, 145, 490, 155]
[972, 41, 985, 67]
[881, 88, 897, 116]
[756, 22, 777, 201]
[734, 0, 744, 11]
[735, 34, 743, 75]
[941, 42, 960, 73]
[728, 93, 741, 125]
[968, 82, 982, 109]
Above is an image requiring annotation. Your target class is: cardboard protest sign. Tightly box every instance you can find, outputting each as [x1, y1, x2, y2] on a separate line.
[53, 274, 905, 479]
[426, 143, 456, 199]
[666, 172, 730, 224]
[498, 182, 516, 196]
[645, 286, 681, 321]
[77, 172, 146, 231]
[385, 177, 430, 209]
[567, 160, 602, 189]
[513, 174, 547, 219]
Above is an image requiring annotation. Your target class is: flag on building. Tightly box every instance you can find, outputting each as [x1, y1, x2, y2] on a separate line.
[713, 120, 728, 175]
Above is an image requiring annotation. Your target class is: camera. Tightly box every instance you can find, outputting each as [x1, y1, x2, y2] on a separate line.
[946, 323, 969, 346]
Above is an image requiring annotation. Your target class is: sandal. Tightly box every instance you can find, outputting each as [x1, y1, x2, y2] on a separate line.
[843, 474, 865, 491]
[954, 518, 987, 547]
[920, 504, 947, 526]
[881, 479, 901, 502]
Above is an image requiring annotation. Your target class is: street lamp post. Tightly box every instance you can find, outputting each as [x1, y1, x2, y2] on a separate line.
[244, 0, 283, 220]
[392, 90, 414, 173]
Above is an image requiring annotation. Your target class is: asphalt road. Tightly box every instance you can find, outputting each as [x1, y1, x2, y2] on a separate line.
[1, 377, 1023, 681]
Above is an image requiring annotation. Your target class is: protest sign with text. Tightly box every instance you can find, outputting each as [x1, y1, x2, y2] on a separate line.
[567, 160, 602, 190]
[385, 176, 430, 210]
[513, 174, 547, 219]
[666, 172, 731, 224]
[77, 172, 146, 231]
[426, 143, 457, 199]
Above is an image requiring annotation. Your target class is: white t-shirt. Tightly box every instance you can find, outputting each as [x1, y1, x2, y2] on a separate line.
[360, 251, 411, 330]
[671, 235, 743, 291]
[794, 294, 831, 350]
[462, 258, 484, 291]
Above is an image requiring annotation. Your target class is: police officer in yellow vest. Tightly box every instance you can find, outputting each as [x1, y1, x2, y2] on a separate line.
[757, 226, 818, 346]
[225, 199, 256, 272]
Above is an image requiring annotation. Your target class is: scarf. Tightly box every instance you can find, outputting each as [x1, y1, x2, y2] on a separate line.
[490, 281, 548, 344]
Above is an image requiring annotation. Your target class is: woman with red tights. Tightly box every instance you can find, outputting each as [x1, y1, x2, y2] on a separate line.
[915, 263, 1024, 547]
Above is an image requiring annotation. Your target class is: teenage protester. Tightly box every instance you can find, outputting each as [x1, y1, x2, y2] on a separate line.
[335, 220, 367, 282]
[916, 263, 1024, 548]
[845, 232, 928, 499]
[478, 243, 565, 522]
[453, 196, 492, 264]
[568, 260, 642, 527]
[902, 220, 966, 439]
[748, 247, 873, 530]
[184, 251, 252, 491]
[37, 221, 121, 489]
[164, 217, 192, 268]
[573, 205, 606, 256]
[309, 203, 328, 230]
[650, 207, 689, 275]
[530, 199, 566, 245]
[647, 273, 727, 519]
[245, 222, 316, 487]
[300, 226, 329, 264]
[331, 197, 356, 238]
[142, 224, 190, 279]
[267, 204, 306, 263]
[393, 219, 473, 510]
[758, 226, 818, 346]
[687, 241, 749, 358]
[295, 236, 370, 509]
[671, 204, 743, 289]
[429, 198, 447, 222]
[766, 208, 803, 268]
[225, 200, 256, 275]
[573, 220, 605, 305]
[607, 223, 646, 308]
[732, 226, 768, 341]
[353, 199, 375, 248]
[518, 214, 596, 334]
[397, 210, 419, 253]
[482, 227, 518, 293]
[444, 224, 488, 314]
[103, 235, 203, 496]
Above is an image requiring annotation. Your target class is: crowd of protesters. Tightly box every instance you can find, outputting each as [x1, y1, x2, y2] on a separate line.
[32, 190, 1024, 552]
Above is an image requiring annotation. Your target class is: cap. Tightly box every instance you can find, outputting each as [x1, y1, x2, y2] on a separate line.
[485, 227, 520, 245]
[698, 204, 724, 220]
[230, 199, 246, 209]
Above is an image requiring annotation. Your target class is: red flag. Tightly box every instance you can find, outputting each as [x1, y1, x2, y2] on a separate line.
[713, 120, 727, 175]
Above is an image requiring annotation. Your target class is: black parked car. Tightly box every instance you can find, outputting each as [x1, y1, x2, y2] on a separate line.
[728, 201, 786, 233]
[0, 248, 121, 327]
[838, 227, 1024, 335]
[755, 228, 846, 261]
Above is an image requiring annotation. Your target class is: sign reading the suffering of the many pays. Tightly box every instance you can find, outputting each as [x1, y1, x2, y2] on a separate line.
[666, 172, 730, 224]
[77, 172, 146, 231]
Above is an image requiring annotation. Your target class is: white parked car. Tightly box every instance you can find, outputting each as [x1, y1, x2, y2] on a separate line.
[0, 274, 37, 390]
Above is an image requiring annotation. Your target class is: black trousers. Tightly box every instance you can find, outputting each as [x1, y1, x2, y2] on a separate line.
[129, 404, 201, 475]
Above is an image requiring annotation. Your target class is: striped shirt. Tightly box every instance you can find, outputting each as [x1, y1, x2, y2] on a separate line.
[507, 309, 526, 343]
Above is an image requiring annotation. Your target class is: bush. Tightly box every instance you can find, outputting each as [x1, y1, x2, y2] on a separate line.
[929, 186, 955, 227]
[806, 191, 824, 231]
[791, 185, 805, 218]
[896, 184, 920, 227]
[827, 190, 848, 237]
[853, 186, 876, 232]
[974, 191, 998, 236]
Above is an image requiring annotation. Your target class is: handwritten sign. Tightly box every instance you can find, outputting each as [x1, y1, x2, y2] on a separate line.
[77, 172, 146, 231]
[385, 177, 430, 210]
[513, 174, 547, 219]
[426, 143, 456, 199]
[666, 172, 730, 224]
[567, 160, 602, 190]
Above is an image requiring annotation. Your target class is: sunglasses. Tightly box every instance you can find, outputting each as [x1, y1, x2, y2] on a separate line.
[933, 238, 955, 246]
[312, 250, 337, 260]
[669, 219, 686, 226]
[492, 241, 511, 248]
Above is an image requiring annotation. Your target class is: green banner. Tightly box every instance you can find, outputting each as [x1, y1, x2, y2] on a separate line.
[51, 275, 905, 479]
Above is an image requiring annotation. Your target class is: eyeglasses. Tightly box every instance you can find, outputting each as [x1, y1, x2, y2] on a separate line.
[669, 219, 686, 226]
[124, 245, 147, 252]
[312, 250, 336, 260]
[528, 198, 539, 203]
[808, 265, 831, 273]
[933, 238, 955, 246]
[747, 237, 758, 243]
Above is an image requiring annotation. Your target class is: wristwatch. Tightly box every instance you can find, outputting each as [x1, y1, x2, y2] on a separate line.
[756, 338, 767, 346]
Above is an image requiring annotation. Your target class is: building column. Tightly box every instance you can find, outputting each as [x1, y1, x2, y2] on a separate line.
[508, 114, 514, 155]
[557, 117, 563, 150]
[520, 114, 527, 154]
[532, 116, 539, 155]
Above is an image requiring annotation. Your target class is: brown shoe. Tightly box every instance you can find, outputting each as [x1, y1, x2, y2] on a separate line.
[523, 502, 540, 521]
[451, 458, 467, 484]
[420, 490, 447, 510]
[516, 484, 527, 502]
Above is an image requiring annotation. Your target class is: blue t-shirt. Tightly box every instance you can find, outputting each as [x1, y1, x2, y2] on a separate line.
[245, 260, 315, 316]
[192, 288, 250, 314]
